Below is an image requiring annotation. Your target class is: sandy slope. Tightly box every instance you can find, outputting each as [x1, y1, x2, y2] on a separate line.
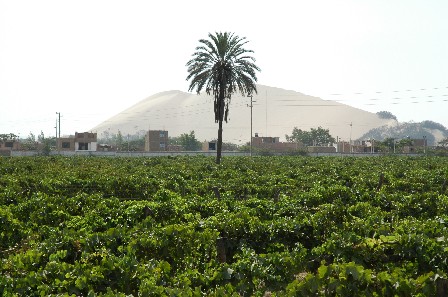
[91, 85, 395, 143]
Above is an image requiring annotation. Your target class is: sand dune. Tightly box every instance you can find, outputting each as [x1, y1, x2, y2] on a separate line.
[91, 85, 396, 143]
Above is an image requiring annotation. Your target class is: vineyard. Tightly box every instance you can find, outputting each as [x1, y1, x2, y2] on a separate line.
[1, 156, 448, 296]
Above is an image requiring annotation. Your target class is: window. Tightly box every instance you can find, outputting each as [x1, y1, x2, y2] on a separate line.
[5, 142, 13, 148]
[62, 142, 70, 148]
[160, 142, 166, 148]
[78, 143, 88, 150]
[159, 132, 165, 138]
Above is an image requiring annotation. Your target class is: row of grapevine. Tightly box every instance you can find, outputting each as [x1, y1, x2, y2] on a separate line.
[1, 156, 448, 296]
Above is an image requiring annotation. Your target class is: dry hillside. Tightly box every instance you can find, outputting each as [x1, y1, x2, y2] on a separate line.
[91, 85, 396, 143]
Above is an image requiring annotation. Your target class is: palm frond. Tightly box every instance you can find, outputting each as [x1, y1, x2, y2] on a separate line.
[186, 31, 260, 122]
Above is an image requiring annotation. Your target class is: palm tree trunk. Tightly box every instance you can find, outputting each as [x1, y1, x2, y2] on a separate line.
[216, 119, 223, 164]
[215, 85, 225, 164]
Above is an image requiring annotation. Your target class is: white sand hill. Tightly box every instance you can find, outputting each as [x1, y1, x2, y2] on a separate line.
[91, 85, 396, 143]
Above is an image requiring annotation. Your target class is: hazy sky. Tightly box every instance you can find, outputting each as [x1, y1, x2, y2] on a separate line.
[1, 0, 447, 138]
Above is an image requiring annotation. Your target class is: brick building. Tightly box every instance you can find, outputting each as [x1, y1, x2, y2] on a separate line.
[252, 135, 301, 152]
[145, 130, 168, 152]
[0, 139, 20, 151]
[57, 132, 97, 151]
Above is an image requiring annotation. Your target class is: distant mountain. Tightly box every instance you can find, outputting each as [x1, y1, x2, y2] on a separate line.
[90, 85, 396, 143]
[359, 121, 448, 146]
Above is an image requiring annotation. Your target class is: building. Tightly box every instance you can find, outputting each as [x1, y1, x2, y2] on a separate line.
[74, 132, 97, 151]
[0, 135, 20, 156]
[203, 141, 216, 151]
[346, 140, 371, 153]
[336, 141, 351, 153]
[58, 137, 75, 151]
[167, 144, 183, 152]
[57, 132, 97, 151]
[402, 138, 426, 153]
[252, 134, 301, 153]
[145, 130, 168, 152]
[307, 146, 336, 153]
[97, 143, 113, 152]
[252, 135, 280, 146]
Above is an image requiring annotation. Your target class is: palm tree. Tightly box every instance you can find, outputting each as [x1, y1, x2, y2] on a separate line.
[186, 32, 260, 164]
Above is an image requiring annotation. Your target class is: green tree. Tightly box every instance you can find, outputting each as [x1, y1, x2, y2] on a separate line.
[286, 127, 335, 146]
[37, 131, 52, 156]
[115, 131, 124, 151]
[22, 132, 37, 151]
[127, 137, 145, 151]
[375, 137, 396, 153]
[179, 131, 202, 151]
[221, 141, 238, 151]
[37, 131, 45, 143]
[186, 32, 260, 164]
[98, 132, 145, 151]
[398, 137, 413, 147]
[0, 133, 18, 142]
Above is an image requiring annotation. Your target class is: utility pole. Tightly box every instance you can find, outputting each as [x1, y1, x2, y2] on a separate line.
[56, 112, 61, 151]
[423, 135, 427, 154]
[58, 113, 61, 140]
[349, 122, 353, 153]
[247, 94, 255, 157]
[265, 90, 268, 137]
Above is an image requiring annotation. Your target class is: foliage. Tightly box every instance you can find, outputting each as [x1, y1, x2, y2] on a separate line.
[286, 126, 336, 146]
[98, 132, 146, 151]
[116, 131, 124, 150]
[186, 32, 260, 164]
[220, 141, 239, 151]
[375, 137, 418, 154]
[1, 156, 448, 295]
[421, 120, 448, 133]
[376, 111, 397, 121]
[178, 131, 202, 151]
[439, 138, 448, 147]
[21, 132, 38, 150]
[360, 121, 448, 146]
[123, 137, 145, 151]
[37, 131, 55, 156]
[374, 137, 395, 153]
[118, 136, 144, 152]
[0, 133, 18, 142]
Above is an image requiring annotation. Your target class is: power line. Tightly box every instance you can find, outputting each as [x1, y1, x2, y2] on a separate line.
[3, 85, 447, 133]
